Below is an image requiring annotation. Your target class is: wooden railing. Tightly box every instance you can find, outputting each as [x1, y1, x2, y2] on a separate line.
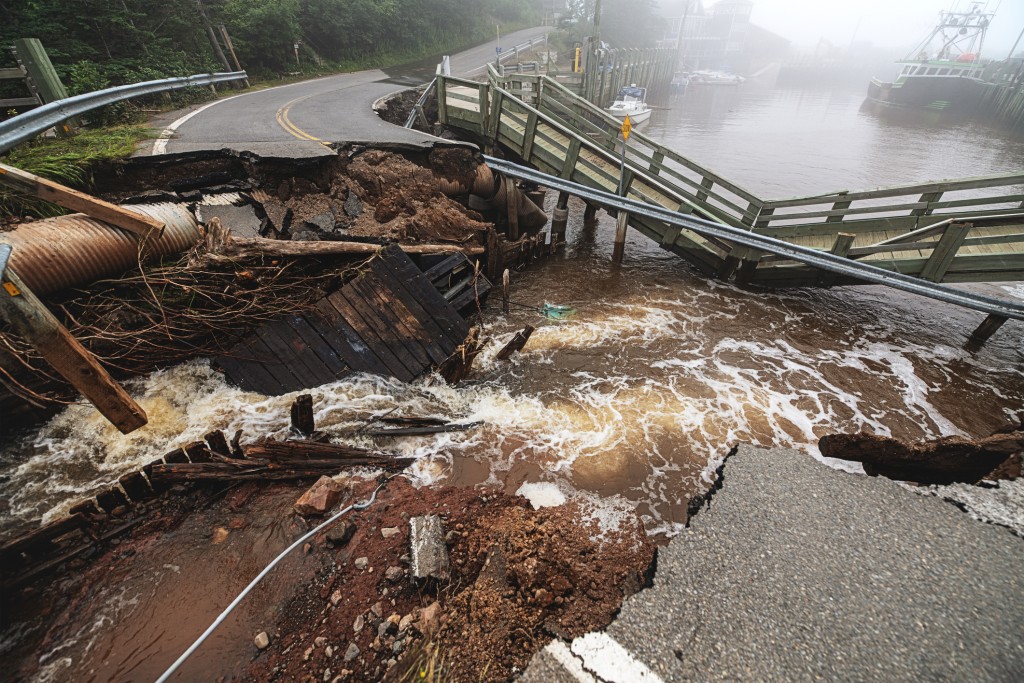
[437, 69, 1024, 285]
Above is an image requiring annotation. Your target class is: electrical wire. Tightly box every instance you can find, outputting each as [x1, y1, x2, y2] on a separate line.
[155, 476, 396, 683]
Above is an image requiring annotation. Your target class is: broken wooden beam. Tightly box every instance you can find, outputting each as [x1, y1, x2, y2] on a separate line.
[0, 256, 147, 434]
[366, 421, 483, 437]
[495, 325, 535, 361]
[0, 162, 165, 238]
[291, 394, 315, 436]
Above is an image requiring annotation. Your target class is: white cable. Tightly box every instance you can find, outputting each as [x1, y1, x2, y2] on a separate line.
[155, 477, 394, 683]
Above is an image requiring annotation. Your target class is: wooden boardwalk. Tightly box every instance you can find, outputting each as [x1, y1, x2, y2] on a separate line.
[437, 68, 1024, 288]
[216, 246, 473, 395]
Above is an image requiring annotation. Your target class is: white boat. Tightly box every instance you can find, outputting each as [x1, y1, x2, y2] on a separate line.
[689, 70, 745, 86]
[606, 85, 652, 124]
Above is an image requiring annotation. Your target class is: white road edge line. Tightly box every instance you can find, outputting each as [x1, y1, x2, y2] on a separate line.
[149, 75, 346, 155]
[544, 640, 597, 683]
[571, 632, 666, 683]
[150, 93, 246, 155]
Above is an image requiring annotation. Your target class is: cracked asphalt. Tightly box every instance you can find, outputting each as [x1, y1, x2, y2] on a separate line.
[523, 444, 1023, 682]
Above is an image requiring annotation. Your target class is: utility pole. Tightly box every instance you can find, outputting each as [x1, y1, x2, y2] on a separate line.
[194, 0, 233, 73]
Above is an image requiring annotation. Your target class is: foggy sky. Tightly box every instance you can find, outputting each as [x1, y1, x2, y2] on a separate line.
[743, 0, 1024, 56]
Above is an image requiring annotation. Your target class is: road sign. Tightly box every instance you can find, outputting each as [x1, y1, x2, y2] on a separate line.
[621, 115, 632, 140]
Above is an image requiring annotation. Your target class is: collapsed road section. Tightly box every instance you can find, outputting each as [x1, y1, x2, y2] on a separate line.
[0, 144, 553, 425]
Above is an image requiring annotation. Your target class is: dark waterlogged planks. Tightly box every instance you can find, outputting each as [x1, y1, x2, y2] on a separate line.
[216, 246, 480, 395]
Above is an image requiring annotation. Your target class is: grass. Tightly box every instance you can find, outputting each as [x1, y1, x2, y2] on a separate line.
[1, 124, 155, 218]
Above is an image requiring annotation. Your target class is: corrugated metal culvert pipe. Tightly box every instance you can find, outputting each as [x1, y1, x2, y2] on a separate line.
[435, 162, 548, 232]
[0, 203, 201, 296]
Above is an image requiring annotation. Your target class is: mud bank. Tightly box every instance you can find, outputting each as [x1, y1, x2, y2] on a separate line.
[1, 474, 654, 682]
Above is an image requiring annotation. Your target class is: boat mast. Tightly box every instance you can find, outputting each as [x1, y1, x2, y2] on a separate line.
[903, 1, 994, 61]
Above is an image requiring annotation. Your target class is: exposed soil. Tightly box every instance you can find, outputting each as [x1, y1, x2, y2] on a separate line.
[2, 474, 655, 683]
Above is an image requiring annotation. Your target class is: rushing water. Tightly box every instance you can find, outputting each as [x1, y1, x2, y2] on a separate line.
[2, 80, 1023, 544]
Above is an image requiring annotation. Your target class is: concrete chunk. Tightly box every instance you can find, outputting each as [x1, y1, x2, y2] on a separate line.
[409, 514, 450, 580]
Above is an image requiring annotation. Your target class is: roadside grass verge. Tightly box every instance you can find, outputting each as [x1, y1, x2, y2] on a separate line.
[1, 124, 154, 219]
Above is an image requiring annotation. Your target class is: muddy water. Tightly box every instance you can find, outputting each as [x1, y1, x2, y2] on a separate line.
[2, 82, 1024, 540]
[2, 77, 1024, 683]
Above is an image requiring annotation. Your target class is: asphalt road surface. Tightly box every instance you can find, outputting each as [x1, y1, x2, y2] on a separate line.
[146, 26, 549, 158]
[522, 444, 1024, 682]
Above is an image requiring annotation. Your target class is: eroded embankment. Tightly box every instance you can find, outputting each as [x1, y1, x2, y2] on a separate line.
[2, 475, 654, 682]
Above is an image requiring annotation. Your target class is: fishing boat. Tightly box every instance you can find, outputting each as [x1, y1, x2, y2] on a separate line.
[606, 85, 652, 124]
[866, 1, 993, 112]
[688, 70, 745, 86]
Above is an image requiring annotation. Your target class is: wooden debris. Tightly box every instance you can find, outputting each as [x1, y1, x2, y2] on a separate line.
[436, 326, 485, 385]
[366, 421, 482, 437]
[291, 393, 315, 436]
[495, 325, 535, 361]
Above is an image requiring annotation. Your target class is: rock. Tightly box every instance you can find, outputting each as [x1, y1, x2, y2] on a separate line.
[344, 192, 363, 218]
[212, 527, 230, 544]
[384, 566, 405, 582]
[392, 638, 405, 655]
[325, 645, 333, 657]
[111, 505, 128, 518]
[315, 636, 327, 648]
[818, 430, 1024, 485]
[381, 527, 400, 539]
[303, 646, 314, 661]
[370, 637, 382, 652]
[330, 589, 343, 606]
[322, 668, 331, 682]
[344, 643, 360, 662]
[295, 476, 348, 516]
[409, 515, 450, 580]
[534, 588, 554, 607]
[354, 557, 369, 570]
[398, 613, 414, 633]
[370, 601, 384, 619]
[353, 614, 364, 633]
[255, 631, 270, 649]
[416, 601, 442, 634]
[198, 204, 263, 239]
[326, 520, 356, 547]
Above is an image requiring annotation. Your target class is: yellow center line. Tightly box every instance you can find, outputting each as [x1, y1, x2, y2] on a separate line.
[275, 94, 331, 146]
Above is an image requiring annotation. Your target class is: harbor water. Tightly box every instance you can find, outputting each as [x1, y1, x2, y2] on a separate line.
[2, 79, 1023, 543]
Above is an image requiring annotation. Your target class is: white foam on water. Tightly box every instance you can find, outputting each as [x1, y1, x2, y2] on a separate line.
[1, 290, 1021, 538]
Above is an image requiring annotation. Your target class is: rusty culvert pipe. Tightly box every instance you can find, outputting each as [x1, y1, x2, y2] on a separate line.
[0, 203, 201, 296]
[435, 163, 547, 232]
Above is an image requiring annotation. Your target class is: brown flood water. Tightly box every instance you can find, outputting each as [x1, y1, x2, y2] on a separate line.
[1, 80, 1023, 681]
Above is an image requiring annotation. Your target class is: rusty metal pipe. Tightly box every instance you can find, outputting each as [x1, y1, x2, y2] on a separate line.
[0, 203, 201, 296]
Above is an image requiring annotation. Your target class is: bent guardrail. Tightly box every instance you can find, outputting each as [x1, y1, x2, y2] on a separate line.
[0, 71, 248, 154]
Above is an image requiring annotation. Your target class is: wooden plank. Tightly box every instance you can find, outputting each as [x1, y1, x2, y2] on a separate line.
[0, 67, 27, 80]
[260, 319, 330, 389]
[338, 280, 424, 375]
[307, 303, 392, 378]
[0, 266, 147, 434]
[283, 313, 350, 379]
[325, 290, 416, 382]
[356, 267, 449, 366]
[214, 351, 266, 393]
[919, 222, 972, 282]
[366, 257, 458, 358]
[0, 163, 164, 239]
[376, 246, 470, 346]
[0, 97, 40, 107]
[763, 172, 1024, 208]
[818, 233, 856, 287]
[345, 274, 432, 368]
[245, 335, 303, 394]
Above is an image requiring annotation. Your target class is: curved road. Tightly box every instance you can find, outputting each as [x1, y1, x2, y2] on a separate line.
[147, 27, 549, 158]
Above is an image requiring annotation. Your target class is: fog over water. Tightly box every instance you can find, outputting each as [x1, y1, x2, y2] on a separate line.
[743, 0, 1024, 55]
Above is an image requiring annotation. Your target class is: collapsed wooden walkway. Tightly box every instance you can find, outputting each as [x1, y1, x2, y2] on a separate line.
[437, 68, 1024, 288]
[216, 245, 486, 394]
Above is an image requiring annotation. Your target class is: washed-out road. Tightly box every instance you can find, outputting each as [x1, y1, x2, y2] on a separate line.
[145, 26, 549, 158]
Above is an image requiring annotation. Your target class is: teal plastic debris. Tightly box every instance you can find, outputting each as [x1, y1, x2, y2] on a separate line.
[540, 303, 576, 320]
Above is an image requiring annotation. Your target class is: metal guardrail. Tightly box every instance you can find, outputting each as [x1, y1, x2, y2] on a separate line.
[484, 155, 1024, 322]
[0, 71, 248, 154]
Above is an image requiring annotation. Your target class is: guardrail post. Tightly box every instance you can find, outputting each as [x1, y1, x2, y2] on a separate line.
[912, 191, 943, 217]
[818, 233, 856, 287]
[826, 199, 851, 223]
[967, 313, 1008, 348]
[437, 76, 448, 125]
[919, 221, 971, 282]
[551, 191, 570, 243]
[0, 247, 147, 434]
